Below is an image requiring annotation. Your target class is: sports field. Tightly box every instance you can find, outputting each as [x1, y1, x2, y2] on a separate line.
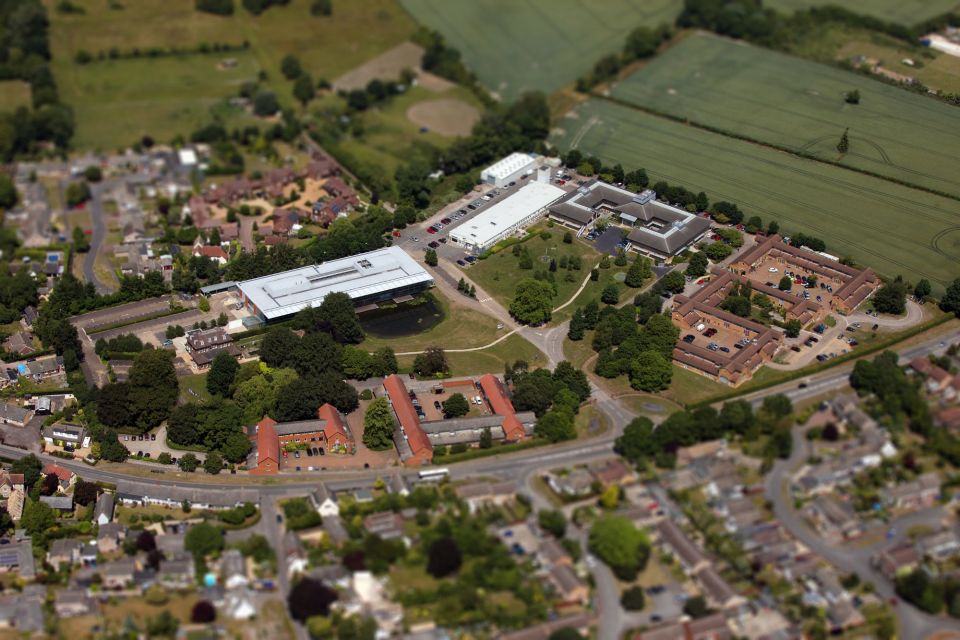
[609, 33, 960, 197]
[552, 99, 960, 290]
[45, 0, 417, 148]
[400, 0, 681, 101]
[764, 0, 960, 25]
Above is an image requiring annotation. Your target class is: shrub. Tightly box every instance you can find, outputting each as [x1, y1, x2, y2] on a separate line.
[620, 586, 645, 611]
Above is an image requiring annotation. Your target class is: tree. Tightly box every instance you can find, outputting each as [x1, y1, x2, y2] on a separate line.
[253, 90, 279, 117]
[185, 522, 224, 559]
[588, 516, 650, 580]
[914, 279, 932, 303]
[191, 600, 216, 623]
[206, 352, 239, 396]
[288, 578, 338, 622]
[845, 89, 860, 104]
[72, 225, 90, 252]
[837, 128, 849, 154]
[83, 165, 102, 182]
[310, 0, 332, 16]
[873, 279, 907, 315]
[65, 181, 91, 207]
[538, 510, 567, 538]
[179, 453, 199, 472]
[534, 409, 576, 443]
[621, 586, 646, 611]
[127, 348, 179, 431]
[412, 346, 448, 377]
[12, 454, 42, 488]
[281, 54, 303, 80]
[601, 283, 619, 305]
[146, 610, 179, 637]
[136, 529, 157, 553]
[479, 426, 492, 449]
[442, 393, 469, 418]
[630, 350, 672, 392]
[778, 275, 792, 291]
[427, 537, 462, 578]
[362, 398, 395, 451]
[548, 629, 583, 640]
[260, 327, 300, 368]
[293, 73, 315, 106]
[73, 479, 100, 506]
[20, 499, 55, 536]
[0, 174, 18, 209]
[510, 279, 554, 325]
[625, 256, 652, 287]
[784, 319, 801, 338]
[424, 248, 438, 266]
[656, 270, 686, 295]
[196, 0, 235, 15]
[703, 242, 732, 261]
[203, 451, 223, 475]
[40, 473, 59, 496]
[683, 595, 711, 618]
[685, 252, 709, 278]
[942, 279, 960, 316]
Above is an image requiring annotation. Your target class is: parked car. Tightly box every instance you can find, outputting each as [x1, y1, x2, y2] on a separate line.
[465, 256, 477, 263]
[682, 334, 695, 343]
[428, 241, 439, 248]
[457, 259, 466, 266]
[438, 237, 447, 243]
[441, 218, 451, 224]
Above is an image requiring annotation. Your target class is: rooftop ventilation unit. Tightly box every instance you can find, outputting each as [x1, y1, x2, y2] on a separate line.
[633, 189, 656, 205]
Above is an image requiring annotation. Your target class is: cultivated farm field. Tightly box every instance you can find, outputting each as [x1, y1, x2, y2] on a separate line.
[764, 0, 960, 25]
[400, 0, 681, 101]
[608, 33, 960, 198]
[44, 0, 417, 149]
[552, 99, 960, 291]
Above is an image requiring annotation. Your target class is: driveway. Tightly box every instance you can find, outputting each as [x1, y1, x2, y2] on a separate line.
[592, 227, 625, 256]
[848, 299, 924, 329]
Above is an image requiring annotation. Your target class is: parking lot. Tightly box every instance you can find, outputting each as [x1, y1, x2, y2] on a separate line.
[409, 381, 494, 422]
[590, 226, 626, 255]
[743, 256, 835, 306]
[681, 322, 751, 355]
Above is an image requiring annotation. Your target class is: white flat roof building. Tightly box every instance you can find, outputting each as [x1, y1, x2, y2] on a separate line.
[237, 246, 433, 321]
[450, 181, 565, 252]
[480, 152, 538, 187]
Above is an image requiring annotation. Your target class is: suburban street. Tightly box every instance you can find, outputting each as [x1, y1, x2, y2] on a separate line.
[83, 181, 115, 294]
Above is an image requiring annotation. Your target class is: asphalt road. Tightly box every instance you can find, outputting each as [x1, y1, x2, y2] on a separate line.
[83, 182, 114, 294]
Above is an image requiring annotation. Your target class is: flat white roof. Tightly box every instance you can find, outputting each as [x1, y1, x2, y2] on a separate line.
[450, 182, 564, 248]
[177, 149, 197, 166]
[237, 246, 433, 320]
[480, 152, 537, 181]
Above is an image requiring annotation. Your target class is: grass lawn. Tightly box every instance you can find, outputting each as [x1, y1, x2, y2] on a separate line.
[619, 393, 684, 418]
[465, 230, 602, 312]
[116, 504, 194, 525]
[360, 291, 502, 353]
[552, 97, 960, 292]
[563, 336, 596, 371]
[553, 262, 631, 322]
[609, 33, 960, 197]
[179, 373, 212, 404]
[575, 403, 610, 437]
[46, 0, 417, 149]
[0, 80, 31, 112]
[763, 0, 960, 24]
[333, 84, 483, 177]
[400, 0, 682, 100]
[397, 332, 546, 377]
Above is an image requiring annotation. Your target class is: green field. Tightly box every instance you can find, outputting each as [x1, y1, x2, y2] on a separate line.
[552, 98, 960, 290]
[609, 33, 960, 197]
[464, 230, 602, 311]
[400, 0, 682, 101]
[0, 81, 31, 113]
[764, 0, 960, 25]
[45, 0, 417, 149]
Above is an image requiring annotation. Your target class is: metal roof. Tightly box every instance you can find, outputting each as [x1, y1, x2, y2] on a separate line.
[480, 152, 537, 181]
[236, 246, 433, 320]
[450, 182, 564, 249]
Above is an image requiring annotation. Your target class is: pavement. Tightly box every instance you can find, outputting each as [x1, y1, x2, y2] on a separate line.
[83, 182, 116, 294]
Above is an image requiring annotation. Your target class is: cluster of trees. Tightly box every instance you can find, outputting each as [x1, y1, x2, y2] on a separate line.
[341, 345, 398, 380]
[342, 75, 411, 112]
[896, 567, 960, 617]
[96, 348, 179, 433]
[850, 351, 930, 434]
[588, 304, 679, 392]
[509, 278, 555, 325]
[576, 24, 673, 90]
[74, 39, 248, 65]
[616, 394, 794, 468]
[589, 515, 650, 580]
[0, 266, 39, 324]
[195, 0, 234, 15]
[412, 346, 448, 377]
[719, 280, 754, 318]
[503, 361, 591, 443]
[167, 400, 251, 464]
[243, 0, 289, 15]
[0, 0, 76, 158]
[414, 28, 475, 88]
[873, 276, 908, 315]
[362, 397, 395, 451]
[94, 333, 144, 357]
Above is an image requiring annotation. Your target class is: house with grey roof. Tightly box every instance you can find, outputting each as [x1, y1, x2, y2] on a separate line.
[0, 402, 33, 427]
[158, 555, 195, 588]
[656, 519, 710, 574]
[94, 492, 115, 525]
[47, 538, 81, 570]
[40, 494, 74, 512]
[54, 588, 96, 618]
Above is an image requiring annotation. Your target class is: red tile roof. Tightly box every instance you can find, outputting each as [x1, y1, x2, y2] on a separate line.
[318, 403, 349, 443]
[42, 463, 73, 482]
[256, 417, 280, 467]
[193, 245, 229, 261]
[479, 374, 525, 441]
[383, 375, 432, 461]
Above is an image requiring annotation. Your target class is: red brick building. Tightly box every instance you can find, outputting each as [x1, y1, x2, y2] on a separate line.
[383, 374, 433, 466]
[250, 417, 280, 475]
[248, 404, 355, 474]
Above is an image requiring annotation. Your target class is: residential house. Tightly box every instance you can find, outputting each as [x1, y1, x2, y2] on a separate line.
[42, 423, 90, 449]
[589, 458, 635, 486]
[804, 495, 862, 543]
[47, 538, 81, 570]
[676, 440, 726, 467]
[272, 208, 304, 236]
[0, 471, 25, 521]
[0, 593, 44, 633]
[547, 564, 589, 604]
[498, 614, 594, 640]
[3, 332, 33, 357]
[219, 222, 240, 243]
[657, 519, 710, 574]
[158, 555, 195, 588]
[220, 549, 248, 590]
[363, 511, 405, 540]
[42, 463, 74, 489]
[155, 531, 186, 556]
[455, 480, 518, 513]
[21, 306, 37, 331]
[97, 522, 127, 554]
[310, 484, 339, 518]
[40, 494, 74, 512]
[100, 558, 137, 590]
[192, 244, 229, 265]
[79, 541, 98, 567]
[636, 613, 732, 640]
[250, 416, 280, 475]
[919, 529, 960, 562]
[538, 538, 572, 567]
[0, 402, 33, 427]
[186, 327, 234, 354]
[24, 354, 62, 380]
[883, 472, 941, 510]
[0, 533, 34, 580]
[873, 543, 920, 580]
[94, 492, 115, 525]
[695, 565, 747, 610]
[54, 588, 96, 618]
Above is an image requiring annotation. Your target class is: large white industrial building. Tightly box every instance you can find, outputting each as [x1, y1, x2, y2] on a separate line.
[449, 181, 565, 252]
[236, 246, 434, 322]
[480, 152, 538, 187]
